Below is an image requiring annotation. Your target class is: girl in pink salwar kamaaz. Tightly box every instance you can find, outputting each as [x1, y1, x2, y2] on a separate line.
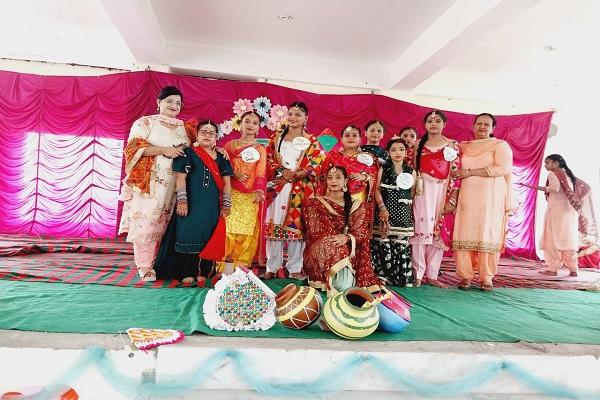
[522, 154, 598, 277]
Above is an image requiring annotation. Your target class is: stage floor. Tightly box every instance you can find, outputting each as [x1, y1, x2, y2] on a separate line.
[1, 235, 600, 344]
[1, 235, 599, 290]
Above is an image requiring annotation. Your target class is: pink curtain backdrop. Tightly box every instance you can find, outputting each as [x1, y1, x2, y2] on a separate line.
[0, 70, 551, 258]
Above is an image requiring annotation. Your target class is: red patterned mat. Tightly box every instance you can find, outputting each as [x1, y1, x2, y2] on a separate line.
[0, 235, 598, 290]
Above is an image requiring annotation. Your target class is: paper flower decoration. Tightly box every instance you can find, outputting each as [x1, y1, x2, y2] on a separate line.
[266, 117, 278, 131]
[269, 105, 288, 123]
[253, 96, 272, 118]
[219, 120, 233, 137]
[231, 114, 242, 131]
[233, 98, 254, 116]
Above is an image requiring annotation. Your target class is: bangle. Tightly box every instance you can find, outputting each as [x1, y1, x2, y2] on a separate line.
[448, 198, 457, 206]
[222, 193, 232, 208]
[377, 203, 387, 210]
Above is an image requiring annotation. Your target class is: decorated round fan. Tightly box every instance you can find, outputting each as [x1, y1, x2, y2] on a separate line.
[126, 328, 185, 351]
[203, 268, 276, 331]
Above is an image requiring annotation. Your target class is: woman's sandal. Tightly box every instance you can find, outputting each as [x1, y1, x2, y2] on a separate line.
[289, 272, 307, 280]
[137, 268, 156, 282]
[260, 272, 276, 280]
[458, 279, 471, 290]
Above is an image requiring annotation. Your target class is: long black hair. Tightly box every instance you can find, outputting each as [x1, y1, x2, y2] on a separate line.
[546, 154, 577, 189]
[326, 166, 353, 231]
[415, 110, 447, 172]
[277, 101, 308, 154]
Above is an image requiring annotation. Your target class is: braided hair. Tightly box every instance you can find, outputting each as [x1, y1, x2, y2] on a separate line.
[326, 166, 353, 231]
[546, 154, 577, 190]
[277, 101, 308, 154]
[416, 110, 447, 172]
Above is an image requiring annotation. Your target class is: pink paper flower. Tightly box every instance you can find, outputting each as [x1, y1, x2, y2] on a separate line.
[233, 99, 254, 116]
[269, 105, 288, 123]
[219, 120, 233, 137]
[266, 117, 278, 131]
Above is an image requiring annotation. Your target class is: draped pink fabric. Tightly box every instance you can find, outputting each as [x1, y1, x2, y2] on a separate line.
[0, 70, 551, 258]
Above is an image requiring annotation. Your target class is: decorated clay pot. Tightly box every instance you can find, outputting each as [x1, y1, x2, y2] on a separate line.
[323, 287, 380, 339]
[376, 302, 410, 333]
[275, 284, 323, 329]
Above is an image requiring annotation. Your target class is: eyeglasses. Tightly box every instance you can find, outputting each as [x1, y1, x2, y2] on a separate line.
[162, 99, 182, 107]
[198, 129, 217, 137]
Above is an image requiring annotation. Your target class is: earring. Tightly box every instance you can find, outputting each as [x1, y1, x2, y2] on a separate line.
[342, 185, 347, 192]
[156, 107, 160, 112]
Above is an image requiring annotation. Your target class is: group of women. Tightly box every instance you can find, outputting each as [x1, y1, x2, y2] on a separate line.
[118, 85, 597, 293]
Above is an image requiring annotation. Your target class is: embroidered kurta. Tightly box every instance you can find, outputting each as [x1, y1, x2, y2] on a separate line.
[118, 115, 189, 244]
[452, 138, 514, 253]
[303, 197, 381, 294]
[265, 131, 323, 241]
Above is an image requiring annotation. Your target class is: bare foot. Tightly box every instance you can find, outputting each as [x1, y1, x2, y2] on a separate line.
[458, 279, 471, 290]
[569, 271, 578, 277]
[415, 279, 422, 287]
[539, 270, 558, 276]
[428, 279, 448, 289]
[481, 283, 493, 292]
[182, 277, 195, 286]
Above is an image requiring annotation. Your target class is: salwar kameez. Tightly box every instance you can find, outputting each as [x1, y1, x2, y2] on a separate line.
[118, 115, 189, 270]
[539, 171, 579, 274]
[265, 131, 323, 273]
[452, 138, 514, 285]
[220, 140, 267, 269]
[410, 142, 459, 281]
[153, 147, 233, 280]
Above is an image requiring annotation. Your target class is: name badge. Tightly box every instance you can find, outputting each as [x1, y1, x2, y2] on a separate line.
[241, 147, 260, 163]
[443, 146, 458, 161]
[357, 153, 374, 166]
[292, 136, 311, 151]
[396, 173, 415, 189]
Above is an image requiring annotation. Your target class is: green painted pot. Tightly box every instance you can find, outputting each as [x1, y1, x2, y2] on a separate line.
[323, 287, 380, 340]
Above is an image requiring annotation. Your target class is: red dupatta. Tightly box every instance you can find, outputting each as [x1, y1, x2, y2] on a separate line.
[191, 145, 226, 261]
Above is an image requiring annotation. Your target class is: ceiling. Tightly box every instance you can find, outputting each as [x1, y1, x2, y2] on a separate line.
[2, 0, 600, 109]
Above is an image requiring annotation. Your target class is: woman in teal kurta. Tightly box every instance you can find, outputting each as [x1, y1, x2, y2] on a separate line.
[154, 120, 233, 283]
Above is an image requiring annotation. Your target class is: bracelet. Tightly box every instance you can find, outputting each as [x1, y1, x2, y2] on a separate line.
[222, 193, 232, 208]
[377, 203, 387, 210]
[176, 189, 187, 203]
[448, 197, 457, 206]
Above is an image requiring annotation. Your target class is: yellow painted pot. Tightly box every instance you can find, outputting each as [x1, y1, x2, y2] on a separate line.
[323, 287, 380, 340]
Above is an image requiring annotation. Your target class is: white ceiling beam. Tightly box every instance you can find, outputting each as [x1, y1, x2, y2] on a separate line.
[387, 0, 540, 90]
[99, 0, 166, 65]
[164, 41, 388, 90]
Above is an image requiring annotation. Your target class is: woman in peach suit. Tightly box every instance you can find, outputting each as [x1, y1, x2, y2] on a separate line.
[522, 154, 596, 277]
[451, 113, 515, 291]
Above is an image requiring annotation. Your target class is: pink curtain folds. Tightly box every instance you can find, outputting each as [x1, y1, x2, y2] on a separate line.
[0, 70, 551, 258]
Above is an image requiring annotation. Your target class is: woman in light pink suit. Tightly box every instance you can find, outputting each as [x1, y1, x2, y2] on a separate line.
[522, 154, 596, 277]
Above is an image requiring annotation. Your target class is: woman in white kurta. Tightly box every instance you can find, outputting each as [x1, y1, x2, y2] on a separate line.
[118, 86, 189, 281]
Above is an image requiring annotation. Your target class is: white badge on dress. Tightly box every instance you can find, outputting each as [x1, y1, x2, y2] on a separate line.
[241, 147, 260, 163]
[396, 173, 415, 190]
[357, 153, 374, 166]
[443, 146, 458, 161]
[292, 136, 311, 151]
